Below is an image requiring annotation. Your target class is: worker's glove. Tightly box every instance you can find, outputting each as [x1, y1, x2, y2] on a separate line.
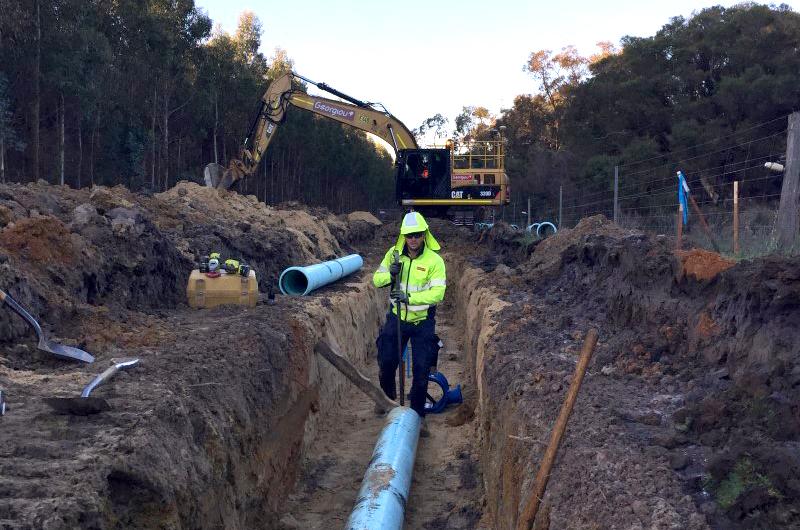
[390, 290, 409, 304]
[389, 262, 401, 276]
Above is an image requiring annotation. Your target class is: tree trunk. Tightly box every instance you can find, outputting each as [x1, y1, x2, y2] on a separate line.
[213, 93, 219, 164]
[59, 93, 65, 186]
[90, 112, 99, 186]
[32, 0, 41, 181]
[777, 112, 800, 253]
[162, 87, 169, 190]
[77, 120, 82, 188]
[151, 85, 157, 190]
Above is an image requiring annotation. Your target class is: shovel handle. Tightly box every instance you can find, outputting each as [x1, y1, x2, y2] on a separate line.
[82, 365, 119, 398]
[81, 358, 140, 397]
[0, 289, 44, 339]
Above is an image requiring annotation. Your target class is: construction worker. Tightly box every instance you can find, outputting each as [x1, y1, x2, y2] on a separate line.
[373, 211, 446, 424]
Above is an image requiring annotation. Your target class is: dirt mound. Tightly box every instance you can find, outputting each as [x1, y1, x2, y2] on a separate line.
[0, 180, 378, 322]
[0, 216, 78, 265]
[677, 249, 735, 281]
[0, 181, 388, 528]
[462, 214, 800, 528]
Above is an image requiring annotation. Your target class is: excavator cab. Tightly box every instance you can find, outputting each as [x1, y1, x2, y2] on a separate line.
[396, 149, 451, 202]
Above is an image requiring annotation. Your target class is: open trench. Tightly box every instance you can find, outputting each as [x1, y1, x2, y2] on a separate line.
[279, 256, 485, 529]
[0, 238, 705, 529]
[3, 202, 794, 529]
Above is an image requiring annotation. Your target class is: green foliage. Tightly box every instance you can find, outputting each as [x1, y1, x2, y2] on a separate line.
[581, 155, 617, 193]
[0, 1, 393, 212]
[501, 4, 800, 214]
[414, 113, 449, 142]
[706, 458, 783, 510]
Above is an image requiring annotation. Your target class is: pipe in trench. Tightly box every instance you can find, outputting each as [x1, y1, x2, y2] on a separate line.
[346, 406, 421, 530]
[278, 254, 363, 296]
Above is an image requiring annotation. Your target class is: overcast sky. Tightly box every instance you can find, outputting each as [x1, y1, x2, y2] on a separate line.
[195, 0, 800, 141]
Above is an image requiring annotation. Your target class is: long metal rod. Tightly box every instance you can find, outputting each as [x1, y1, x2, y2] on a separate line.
[516, 329, 599, 530]
[346, 407, 421, 529]
[396, 297, 404, 406]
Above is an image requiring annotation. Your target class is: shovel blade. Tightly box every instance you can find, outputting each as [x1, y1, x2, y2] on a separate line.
[39, 339, 95, 363]
[44, 396, 110, 415]
[2, 291, 94, 363]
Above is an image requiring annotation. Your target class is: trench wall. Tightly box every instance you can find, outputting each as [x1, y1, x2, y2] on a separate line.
[448, 255, 514, 527]
[289, 276, 387, 456]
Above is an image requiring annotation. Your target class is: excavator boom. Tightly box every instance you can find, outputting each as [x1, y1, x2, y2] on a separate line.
[205, 72, 417, 190]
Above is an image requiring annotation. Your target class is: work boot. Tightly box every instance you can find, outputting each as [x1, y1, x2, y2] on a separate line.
[419, 418, 430, 438]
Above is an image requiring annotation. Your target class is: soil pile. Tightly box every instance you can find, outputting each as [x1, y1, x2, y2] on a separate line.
[0, 180, 382, 529]
[469, 215, 799, 529]
[0, 181, 379, 339]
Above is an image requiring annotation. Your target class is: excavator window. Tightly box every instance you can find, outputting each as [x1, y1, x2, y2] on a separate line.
[396, 149, 451, 200]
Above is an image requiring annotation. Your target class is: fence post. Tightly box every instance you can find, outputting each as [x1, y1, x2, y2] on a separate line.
[558, 185, 563, 228]
[676, 204, 683, 250]
[733, 181, 740, 256]
[527, 196, 531, 230]
[613, 165, 619, 223]
[777, 112, 800, 252]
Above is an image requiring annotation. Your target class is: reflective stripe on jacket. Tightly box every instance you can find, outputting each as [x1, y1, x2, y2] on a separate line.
[373, 245, 446, 323]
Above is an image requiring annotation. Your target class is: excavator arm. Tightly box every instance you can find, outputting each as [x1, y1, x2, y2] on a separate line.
[205, 72, 418, 190]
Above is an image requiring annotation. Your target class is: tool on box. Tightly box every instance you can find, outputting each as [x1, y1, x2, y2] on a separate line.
[0, 288, 94, 363]
[44, 357, 139, 415]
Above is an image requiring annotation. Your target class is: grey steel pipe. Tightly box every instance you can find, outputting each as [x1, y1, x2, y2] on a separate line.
[346, 406, 421, 529]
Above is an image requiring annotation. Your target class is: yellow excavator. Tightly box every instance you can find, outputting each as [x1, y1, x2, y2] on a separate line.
[204, 72, 510, 222]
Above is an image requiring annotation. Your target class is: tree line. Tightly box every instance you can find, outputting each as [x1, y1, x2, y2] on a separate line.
[0, 1, 395, 212]
[2, 2, 798, 217]
[493, 3, 800, 217]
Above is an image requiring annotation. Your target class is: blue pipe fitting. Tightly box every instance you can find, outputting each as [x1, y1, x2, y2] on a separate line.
[425, 371, 463, 414]
[346, 407, 421, 530]
[278, 254, 363, 296]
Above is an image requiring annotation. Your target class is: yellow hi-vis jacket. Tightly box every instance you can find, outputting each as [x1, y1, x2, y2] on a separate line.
[373, 212, 446, 323]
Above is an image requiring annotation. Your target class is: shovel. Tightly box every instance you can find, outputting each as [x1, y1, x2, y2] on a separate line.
[0, 288, 94, 363]
[44, 357, 139, 415]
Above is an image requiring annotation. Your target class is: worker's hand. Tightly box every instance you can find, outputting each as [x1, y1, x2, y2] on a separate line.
[390, 290, 409, 304]
[389, 262, 401, 276]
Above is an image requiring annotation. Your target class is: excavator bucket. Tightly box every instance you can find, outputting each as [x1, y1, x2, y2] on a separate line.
[203, 163, 226, 188]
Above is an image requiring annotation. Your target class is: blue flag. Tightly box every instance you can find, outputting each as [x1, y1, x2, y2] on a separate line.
[677, 171, 689, 225]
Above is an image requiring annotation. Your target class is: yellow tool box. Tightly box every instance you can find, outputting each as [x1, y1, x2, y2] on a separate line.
[186, 269, 258, 308]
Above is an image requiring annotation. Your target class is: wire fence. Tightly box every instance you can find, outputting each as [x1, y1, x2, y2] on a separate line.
[496, 115, 790, 258]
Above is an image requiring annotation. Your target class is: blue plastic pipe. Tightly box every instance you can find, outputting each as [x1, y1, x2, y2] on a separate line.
[278, 254, 363, 296]
[346, 407, 421, 530]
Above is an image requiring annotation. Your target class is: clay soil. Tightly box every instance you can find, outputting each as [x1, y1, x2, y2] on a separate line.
[467, 216, 800, 529]
[0, 181, 385, 528]
[0, 179, 798, 530]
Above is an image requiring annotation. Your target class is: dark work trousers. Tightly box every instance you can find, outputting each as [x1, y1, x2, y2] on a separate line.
[376, 309, 437, 417]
